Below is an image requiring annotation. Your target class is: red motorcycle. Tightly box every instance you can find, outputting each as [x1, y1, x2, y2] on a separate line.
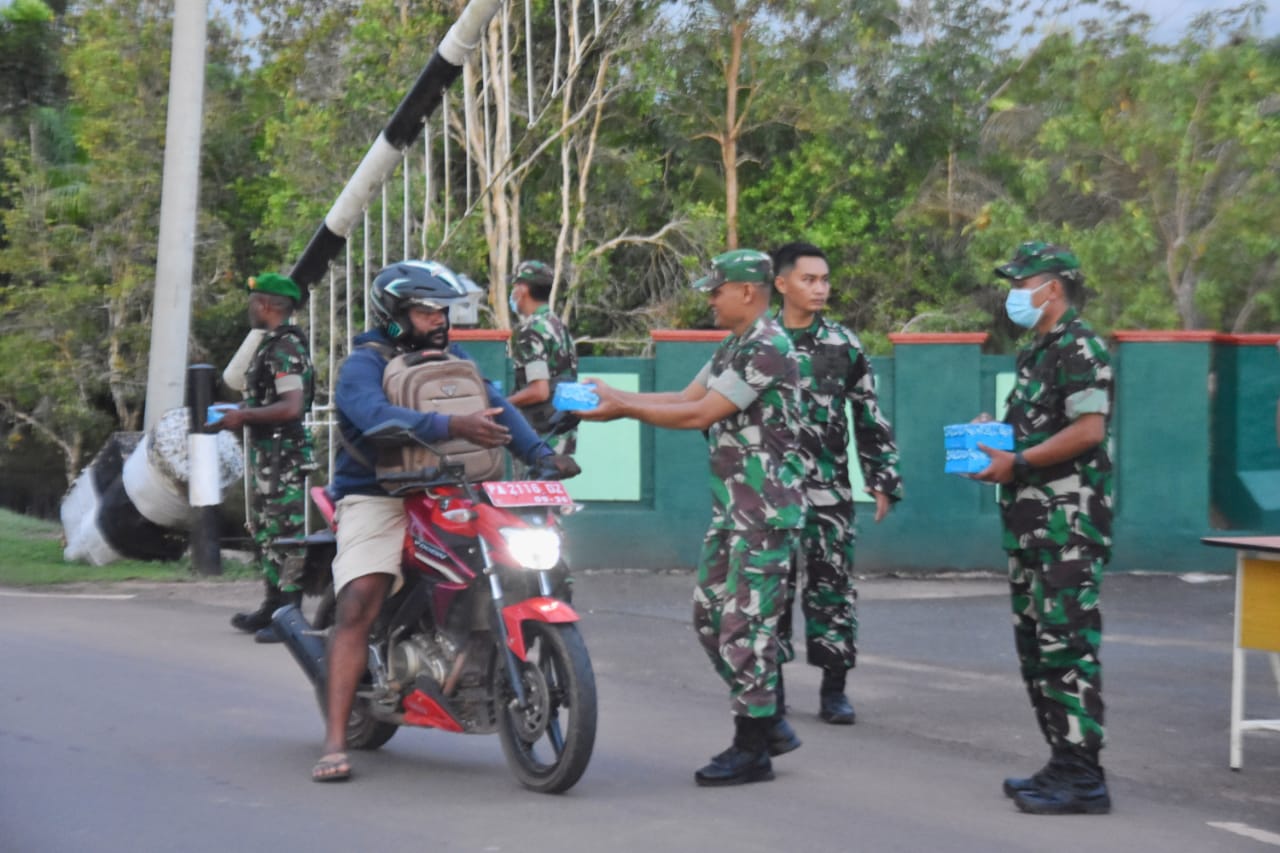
[272, 421, 596, 793]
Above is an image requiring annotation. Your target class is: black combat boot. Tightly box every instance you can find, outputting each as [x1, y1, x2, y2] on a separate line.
[765, 671, 801, 755]
[819, 667, 856, 725]
[765, 716, 802, 757]
[1013, 749, 1111, 815]
[231, 580, 283, 634]
[694, 717, 775, 787]
[253, 589, 302, 643]
[1003, 747, 1071, 798]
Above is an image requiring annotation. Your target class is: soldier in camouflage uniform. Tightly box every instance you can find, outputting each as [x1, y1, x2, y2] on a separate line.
[215, 273, 316, 644]
[581, 249, 806, 787]
[770, 242, 903, 726]
[506, 260, 579, 456]
[973, 242, 1113, 815]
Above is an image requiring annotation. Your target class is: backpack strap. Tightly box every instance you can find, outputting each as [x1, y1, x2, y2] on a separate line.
[335, 340, 399, 471]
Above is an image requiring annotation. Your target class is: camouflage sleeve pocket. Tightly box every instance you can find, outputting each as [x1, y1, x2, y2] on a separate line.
[1065, 387, 1109, 419]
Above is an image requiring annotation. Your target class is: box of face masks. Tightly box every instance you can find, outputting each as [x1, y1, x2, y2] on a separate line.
[552, 382, 600, 411]
[943, 422, 1014, 474]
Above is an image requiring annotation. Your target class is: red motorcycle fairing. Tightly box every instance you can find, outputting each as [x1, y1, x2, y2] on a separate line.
[401, 490, 557, 575]
[403, 690, 466, 731]
[502, 597, 580, 660]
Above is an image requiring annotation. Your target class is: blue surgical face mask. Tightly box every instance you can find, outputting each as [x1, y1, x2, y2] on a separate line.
[1005, 280, 1052, 329]
[509, 292, 520, 317]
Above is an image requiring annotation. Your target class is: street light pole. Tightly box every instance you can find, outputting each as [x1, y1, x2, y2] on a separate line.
[144, 0, 208, 431]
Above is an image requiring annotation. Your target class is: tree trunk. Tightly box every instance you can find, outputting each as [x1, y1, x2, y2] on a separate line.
[552, 0, 581, 313]
[1168, 252, 1205, 330]
[722, 19, 746, 250]
[565, 54, 610, 322]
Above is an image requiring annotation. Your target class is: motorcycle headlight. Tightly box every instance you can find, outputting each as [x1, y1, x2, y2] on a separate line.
[499, 527, 562, 570]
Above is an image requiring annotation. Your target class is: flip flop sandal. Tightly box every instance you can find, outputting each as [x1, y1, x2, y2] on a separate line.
[312, 752, 351, 783]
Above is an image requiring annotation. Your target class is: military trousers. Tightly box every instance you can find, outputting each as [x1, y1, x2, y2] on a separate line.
[1008, 546, 1106, 756]
[779, 500, 858, 671]
[693, 527, 795, 719]
[247, 442, 310, 592]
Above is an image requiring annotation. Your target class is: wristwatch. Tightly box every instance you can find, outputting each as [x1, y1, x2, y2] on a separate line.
[1012, 451, 1032, 481]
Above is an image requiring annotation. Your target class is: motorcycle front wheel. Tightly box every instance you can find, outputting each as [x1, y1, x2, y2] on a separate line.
[496, 622, 597, 794]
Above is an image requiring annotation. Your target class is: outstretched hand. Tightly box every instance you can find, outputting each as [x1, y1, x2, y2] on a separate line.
[450, 407, 511, 448]
[577, 378, 624, 422]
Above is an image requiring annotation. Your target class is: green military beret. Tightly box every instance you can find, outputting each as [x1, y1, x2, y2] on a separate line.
[995, 241, 1082, 284]
[247, 272, 302, 303]
[511, 260, 555, 288]
[692, 248, 773, 292]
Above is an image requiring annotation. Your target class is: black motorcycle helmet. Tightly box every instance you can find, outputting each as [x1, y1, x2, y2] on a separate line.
[369, 260, 469, 349]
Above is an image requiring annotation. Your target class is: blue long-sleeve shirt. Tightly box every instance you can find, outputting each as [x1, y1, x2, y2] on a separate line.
[331, 329, 550, 499]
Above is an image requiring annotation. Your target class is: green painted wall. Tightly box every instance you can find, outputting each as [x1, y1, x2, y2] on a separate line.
[473, 332, 1275, 574]
[868, 341, 996, 570]
[559, 341, 721, 569]
[1111, 339, 1221, 570]
[1211, 340, 1280, 531]
[462, 337, 513, 393]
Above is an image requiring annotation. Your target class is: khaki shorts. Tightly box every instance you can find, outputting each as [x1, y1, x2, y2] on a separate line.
[332, 494, 406, 597]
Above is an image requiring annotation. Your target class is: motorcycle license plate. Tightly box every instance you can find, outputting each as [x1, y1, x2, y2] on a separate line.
[483, 481, 573, 507]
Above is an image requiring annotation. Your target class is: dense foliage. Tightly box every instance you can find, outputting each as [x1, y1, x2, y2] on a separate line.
[1, 0, 1277, 504]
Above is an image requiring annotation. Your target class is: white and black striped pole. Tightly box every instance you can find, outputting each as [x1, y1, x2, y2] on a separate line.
[289, 0, 506, 297]
[187, 364, 223, 575]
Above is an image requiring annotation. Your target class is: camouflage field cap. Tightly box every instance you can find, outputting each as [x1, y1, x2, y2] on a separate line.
[247, 272, 302, 303]
[511, 260, 555, 288]
[693, 249, 773, 291]
[995, 241, 1082, 284]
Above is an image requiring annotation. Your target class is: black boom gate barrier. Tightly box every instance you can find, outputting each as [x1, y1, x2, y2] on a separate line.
[288, 0, 507, 300]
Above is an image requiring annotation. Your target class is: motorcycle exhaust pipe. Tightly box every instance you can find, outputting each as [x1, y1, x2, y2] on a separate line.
[270, 604, 328, 690]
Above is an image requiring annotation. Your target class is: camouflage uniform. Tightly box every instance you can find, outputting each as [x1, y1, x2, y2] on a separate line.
[691, 314, 806, 719]
[243, 326, 316, 593]
[513, 304, 579, 455]
[776, 314, 903, 671]
[1001, 307, 1113, 757]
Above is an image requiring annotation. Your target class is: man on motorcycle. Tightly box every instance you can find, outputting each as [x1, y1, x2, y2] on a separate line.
[314, 259, 574, 782]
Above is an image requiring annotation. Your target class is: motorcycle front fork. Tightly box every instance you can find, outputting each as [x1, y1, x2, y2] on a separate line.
[479, 536, 550, 713]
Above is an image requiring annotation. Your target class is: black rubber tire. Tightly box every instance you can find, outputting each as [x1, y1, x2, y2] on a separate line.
[313, 685, 398, 752]
[311, 639, 398, 752]
[305, 567, 394, 750]
[343, 696, 399, 751]
[495, 622, 597, 793]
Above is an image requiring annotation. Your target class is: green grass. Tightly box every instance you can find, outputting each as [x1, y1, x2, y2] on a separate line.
[0, 508, 256, 586]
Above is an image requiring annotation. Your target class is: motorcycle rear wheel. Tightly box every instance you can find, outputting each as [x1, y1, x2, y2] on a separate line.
[305, 580, 394, 750]
[313, 684, 398, 752]
[496, 622, 597, 794]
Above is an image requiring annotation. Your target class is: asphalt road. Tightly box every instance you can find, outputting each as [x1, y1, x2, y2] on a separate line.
[2, 571, 1278, 852]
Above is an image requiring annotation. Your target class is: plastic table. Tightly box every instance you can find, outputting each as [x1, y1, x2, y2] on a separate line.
[1201, 535, 1280, 769]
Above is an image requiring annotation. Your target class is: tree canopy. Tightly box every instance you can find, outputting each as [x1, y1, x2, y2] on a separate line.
[1, 0, 1278, 501]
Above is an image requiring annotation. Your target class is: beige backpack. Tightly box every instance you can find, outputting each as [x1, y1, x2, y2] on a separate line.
[374, 349, 505, 485]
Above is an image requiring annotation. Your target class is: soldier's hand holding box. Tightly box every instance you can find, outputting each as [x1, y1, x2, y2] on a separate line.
[944, 422, 1014, 475]
[552, 382, 600, 411]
